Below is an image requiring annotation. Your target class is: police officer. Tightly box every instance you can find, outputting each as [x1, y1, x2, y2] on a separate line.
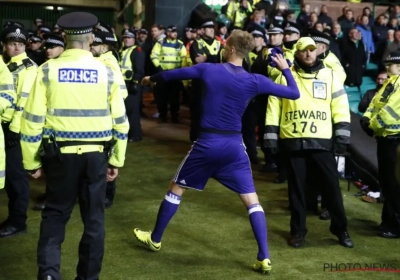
[308, 29, 346, 84]
[0, 25, 37, 238]
[150, 25, 187, 123]
[43, 33, 65, 60]
[189, 19, 221, 142]
[27, 34, 46, 65]
[20, 12, 129, 280]
[95, 22, 120, 62]
[265, 37, 353, 248]
[251, 24, 284, 172]
[233, 0, 253, 30]
[33, 33, 66, 212]
[0, 57, 17, 221]
[91, 30, 129, 209]
[281, 22, 301, 63]
[361, 50, 400, 238]
[120, 29, 145, 142]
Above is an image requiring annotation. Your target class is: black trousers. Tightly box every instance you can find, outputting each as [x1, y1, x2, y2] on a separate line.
[37, 152, 108, 280]
[241, 99, 258, 161]
[255, 95, 269, 163]
[2, 123, 30, 228]
[377, 138, 400, 232]
[125, 86, 142, 139]
[106, 179, 116, 202]
[189, 81, 202, 142]
[284, 150, 348, 236]
[157, 80, 181, 121]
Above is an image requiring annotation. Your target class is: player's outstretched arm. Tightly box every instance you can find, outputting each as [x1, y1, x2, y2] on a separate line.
[149, 63, 209, 84]
[256, 69, 300, 100]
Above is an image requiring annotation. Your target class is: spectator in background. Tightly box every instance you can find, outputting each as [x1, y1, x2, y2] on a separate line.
[375, 29, 394, 68]
[308, 12, 319, 29]
[296, 4, 310, 29]
[357, 15, 375, 62]
[332, 22, 343, 39]
[362, 7, 375, 28]
[337, 6, 351, 22]
[373, 14, 389, 43]
[270, 2, 287, 28]
[314, 22, 324, 32]
[382, 29, 400, 61]
[324, 28, 342, 60]
[247, 10, 266, 31]
[388, 17, 399, 31]
[358, 72, 388, 113]
[339, 9, 355, 36]
[318, 5, 333, 28]
[284, 10, 296, 25]
[341, 28, 367, 88]
[216, 22, 228, 46]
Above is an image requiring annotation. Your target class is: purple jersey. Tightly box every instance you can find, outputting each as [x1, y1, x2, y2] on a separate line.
[150, 62, 299, 193]
[151, 63, 299, 132]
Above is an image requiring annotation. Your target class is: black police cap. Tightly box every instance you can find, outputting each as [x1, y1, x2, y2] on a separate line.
[139, 29, 148, 35]
[93, 31, 117, 46]
[57, 12, 98, 35]
[384, 50, 400, 64]
[3, 21, 24, 30]
[96, 22, 113, 33]
[249, 26, 266, 38]
[284, 22, 301, 34]
[122, 29, 135, 38]
[39, 25, 52, 34]
[308, 28, 331, 45]
[1, 26, 29, 44]
[167, 25, 177, 32]
[30, 35, 42, 43]
[43, 33, 65, 48]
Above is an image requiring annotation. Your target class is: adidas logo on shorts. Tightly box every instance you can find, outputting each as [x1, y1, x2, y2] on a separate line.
[179, 179, 186, 185]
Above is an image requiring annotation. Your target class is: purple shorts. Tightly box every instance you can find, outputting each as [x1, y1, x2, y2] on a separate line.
[173, 133, 256, 194]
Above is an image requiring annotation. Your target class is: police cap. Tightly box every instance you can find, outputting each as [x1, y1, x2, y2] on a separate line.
[266, 23, 283, 34]
[185, 27, 192, 32]
[43, 33, 65, 48]
[29, 35, 42, 43]
[34, 18, 43, 25]
[308, 28, 331, 45]
[201, 20, 215, 29]
[139, 29, 148, 35]
[250, 26, 266, 38]
[57, 12, 98, 35]
[39, 26, 52, 34]
[92, 31, 117, 46]
[3, 21, 24, 30]
[1, 25, 29, 44]
[384, 50, 400, 64]
[96, 21, 113, 33]
[284, 22, 301, 34]
[122, 29, 135, 38]
[167, 25, 177, 32]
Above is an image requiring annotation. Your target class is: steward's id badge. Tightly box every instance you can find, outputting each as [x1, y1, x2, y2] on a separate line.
[313, 81, 327, 100]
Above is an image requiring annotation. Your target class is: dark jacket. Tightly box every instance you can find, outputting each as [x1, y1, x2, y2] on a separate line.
[296, 11, 310, 29]
[359, 88, 378, 113]
[318, 12, 333, 28]
[372, 24, 389, 42]
[341, 39, 367, 87]
[26, 49, 46, 66]
[338, 18, 355, 37]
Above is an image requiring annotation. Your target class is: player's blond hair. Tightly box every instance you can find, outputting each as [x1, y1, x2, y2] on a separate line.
[227, 30, 256, 58]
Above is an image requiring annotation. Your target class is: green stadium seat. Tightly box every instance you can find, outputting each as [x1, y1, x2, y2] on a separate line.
[367, 63, 378, 70]
[349, 101, 360, 114]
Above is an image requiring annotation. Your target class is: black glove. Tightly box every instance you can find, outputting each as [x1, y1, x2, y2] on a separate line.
[360, 117, 374, 137]
[7, 131, 20, 147]
[334, 142, 347, 156]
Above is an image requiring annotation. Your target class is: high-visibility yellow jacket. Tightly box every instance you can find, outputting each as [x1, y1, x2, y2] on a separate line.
[2, 52, 37, 133]
[150, 38, 187, 70]
[265, 63, 351, 151]
[364, 75, 400, 137]
[120, 45, 146, 84]
[233, 8, 251, 29]
[267, 45, 295, 82]
[0, 59, 17, 189]
[97, 51, 128, 99]
[226, 1, 240, 22]
[320, 51, 346, 84]
[20, 49, 129, 170]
